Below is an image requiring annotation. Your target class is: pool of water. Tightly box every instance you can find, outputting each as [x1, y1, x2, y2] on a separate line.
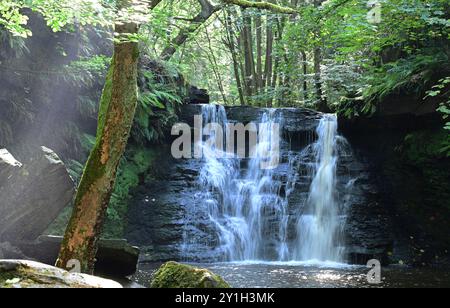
[132, 262, 450, 288]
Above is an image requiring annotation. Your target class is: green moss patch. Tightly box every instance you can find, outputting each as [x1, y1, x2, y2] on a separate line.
[151, 262, 230, 288]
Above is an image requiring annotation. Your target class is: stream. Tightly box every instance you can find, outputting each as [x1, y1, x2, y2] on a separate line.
[132, 262, 450, 288]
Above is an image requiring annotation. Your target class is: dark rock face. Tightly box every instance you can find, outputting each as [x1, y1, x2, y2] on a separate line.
[341, 120, 450, 266]
[126, 155, 201, 262]
[126, 105, 394, 264]
[0, 242, 28, 260]
[340, 156, 393, 265]
[0, 147, 74, 242]
[186, 86, 210, 105]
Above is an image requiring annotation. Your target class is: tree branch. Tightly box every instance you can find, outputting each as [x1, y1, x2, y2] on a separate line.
[160, 0, 221, 60]
[318, 0, 353, 20]
[221, 0, 297, 14]
[150, 0, 163, 10]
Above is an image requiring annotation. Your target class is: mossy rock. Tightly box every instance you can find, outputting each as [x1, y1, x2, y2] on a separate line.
[151, 261, 230, 288]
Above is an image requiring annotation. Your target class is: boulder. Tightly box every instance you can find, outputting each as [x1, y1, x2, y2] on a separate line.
[0, 260, 122, 288]
[186, 86, 210, 105]
[0, 149, 22, 189]
[0, 243, 28, 260]
[151, 262, 230, 288]
[17, 236, 140, 277]
[0, 147, 74, 242]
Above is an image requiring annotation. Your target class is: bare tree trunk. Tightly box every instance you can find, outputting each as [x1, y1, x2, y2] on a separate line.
[204, 27, 228, 104]
[279, 0, 300, 104]
[270, 16, 286, 107]
[263, 11, 274, 106]
[224, 9, 246, 105]
[255, 12, 263, 96]
[301, 50, 308, 102]
[56, 2, 139, 274]
[242, 9, 256, 99]
[271, 55, 279, 107]
[237, 32, 250, 98]
[263, 15, 273, 90]
[313, 0, 329, 112]
[150, 0, 163, 9]
[313, 46, 329, 112]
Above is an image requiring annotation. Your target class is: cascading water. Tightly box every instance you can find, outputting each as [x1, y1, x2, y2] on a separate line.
[182, 105, 350, 263]
[294, 114, 346, 262]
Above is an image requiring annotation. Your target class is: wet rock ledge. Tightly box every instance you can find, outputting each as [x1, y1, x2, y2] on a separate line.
[179, 104, 323, 133]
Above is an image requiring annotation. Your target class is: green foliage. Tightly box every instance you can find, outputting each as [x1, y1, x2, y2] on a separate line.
[365, 51, 449, 104]
[133, 69, 183, 145]
[0, 0, 113, 37]
[103, 147, 157, 238]
[0, 1, 32, 37]
[426, 77, 450, 130]
[48, 148, 158, 238]
[62, 55, 111, 88]
[0, 29, 29, 57]
[80, 133, 96, 152]
[151, 261, 231, 288]
[67, 159, 85, 185]
[323, 0, 450, 117]
[403, 130, 450, 161]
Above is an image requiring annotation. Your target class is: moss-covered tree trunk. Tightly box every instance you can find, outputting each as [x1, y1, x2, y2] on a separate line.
[56, 12, 139, 274]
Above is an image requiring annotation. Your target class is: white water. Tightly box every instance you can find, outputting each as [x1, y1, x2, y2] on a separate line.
[294, 114, 345, 262]
[183, 105, 349, 264]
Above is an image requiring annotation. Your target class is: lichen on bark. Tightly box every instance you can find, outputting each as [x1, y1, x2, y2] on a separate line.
[56, 2, 140, 274]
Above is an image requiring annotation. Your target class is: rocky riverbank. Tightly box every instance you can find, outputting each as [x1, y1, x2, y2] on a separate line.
[0, 260, 122, 288]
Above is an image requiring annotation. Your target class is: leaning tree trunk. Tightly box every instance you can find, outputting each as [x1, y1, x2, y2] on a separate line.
[56, 16, 139, 274]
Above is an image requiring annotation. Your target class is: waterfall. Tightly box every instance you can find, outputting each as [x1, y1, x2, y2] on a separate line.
[294, 114, 345, 262]
[182, 105, 349, 263]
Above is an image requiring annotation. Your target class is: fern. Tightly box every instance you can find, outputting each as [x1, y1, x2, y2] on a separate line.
[76, 95, 98, 119]
[80, 133, 96, 152]
[425, 77, 450, 130]
[365, 51, 449, 103]
[66, 159, 85, 185]
[0, 29, 29, 58]
[61, 55, 110, 88]
[132, 66, 183, 145]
